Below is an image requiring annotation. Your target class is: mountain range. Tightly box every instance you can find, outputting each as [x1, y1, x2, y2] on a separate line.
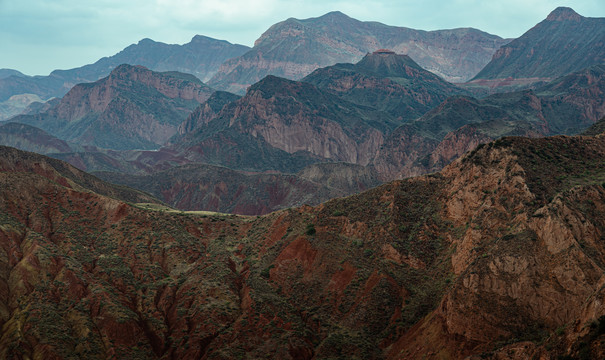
[10, 64, 214, 150]
[2, 20, 603, 213]
[0, 11, 508, 106]
[0, 36, 248, 102]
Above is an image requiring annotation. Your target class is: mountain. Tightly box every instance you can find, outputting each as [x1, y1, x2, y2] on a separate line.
[1, 133, 605, 359]
[58, 35, 250, 84]
[94, 162, 380, 215]
[12, 64, 214, 150]
[373, 64, 605, 179]
[0, 68, 25, 79]
[0, 146, 159, 204]
[171, 74, 399, 172]
[302, 50, 467, 122]
[209, 11, 509, 93]
[174, 90, 241, 137]
[0, 93, 48, 121]
[0, 122, 74, 154]
[0, 36, 249, 102]
[470, 7, 605, 88]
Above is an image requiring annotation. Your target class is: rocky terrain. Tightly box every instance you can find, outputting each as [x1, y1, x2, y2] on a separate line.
[469, 7, 605, 91]
[1, 129, 604, 359]
[10, 65, 214, 150]
[208, 11, 508, 93]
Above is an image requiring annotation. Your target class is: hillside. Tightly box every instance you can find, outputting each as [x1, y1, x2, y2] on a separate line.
[1, 133, 605, 359]
[11, 65, 214, 150]
[470, 7, 605, 88]
[209, 11, 508, 93]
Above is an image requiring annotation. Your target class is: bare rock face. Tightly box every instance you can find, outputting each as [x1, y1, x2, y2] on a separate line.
[176, 91, 240, 136]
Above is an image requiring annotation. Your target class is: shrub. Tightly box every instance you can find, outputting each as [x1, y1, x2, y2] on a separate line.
[305, 224, 316, 236]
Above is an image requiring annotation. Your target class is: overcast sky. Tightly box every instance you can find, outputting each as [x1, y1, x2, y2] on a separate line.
[1, 0, 603, 76]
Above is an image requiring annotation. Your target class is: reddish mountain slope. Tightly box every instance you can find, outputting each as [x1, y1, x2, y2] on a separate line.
[1, 132, 605, 358]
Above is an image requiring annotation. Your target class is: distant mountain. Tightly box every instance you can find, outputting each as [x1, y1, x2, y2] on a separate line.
[12, 65, 214, 150]
[470, 7, 605, 88]
[0, 122, 74, 154]
[58, 35, 250, 83]
[0, 68, 25, 79]
[0, 36, 249, 101]
[302, 50, 467, 122]
[0, 93, 48, 121]
[374, 64, 605, 179]
[209, 11, 509, 93]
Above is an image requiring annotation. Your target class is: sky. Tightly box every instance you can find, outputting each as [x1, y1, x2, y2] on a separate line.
[1, 0, 604, 76]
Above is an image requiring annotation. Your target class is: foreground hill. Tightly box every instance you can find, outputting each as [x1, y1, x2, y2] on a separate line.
[470, 7, 605, 89]
[1, 131, 605, 358]
[0, 36, 249, 102]
[11, 65, 214, 150]
[209, 11, 508, 93]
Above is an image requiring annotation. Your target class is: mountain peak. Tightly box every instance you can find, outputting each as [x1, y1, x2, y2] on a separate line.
[137, 38, 157, 45]
[546, 7, 582, 21]
[356, 51, 423, 76]
[319, 11, 349, 20]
